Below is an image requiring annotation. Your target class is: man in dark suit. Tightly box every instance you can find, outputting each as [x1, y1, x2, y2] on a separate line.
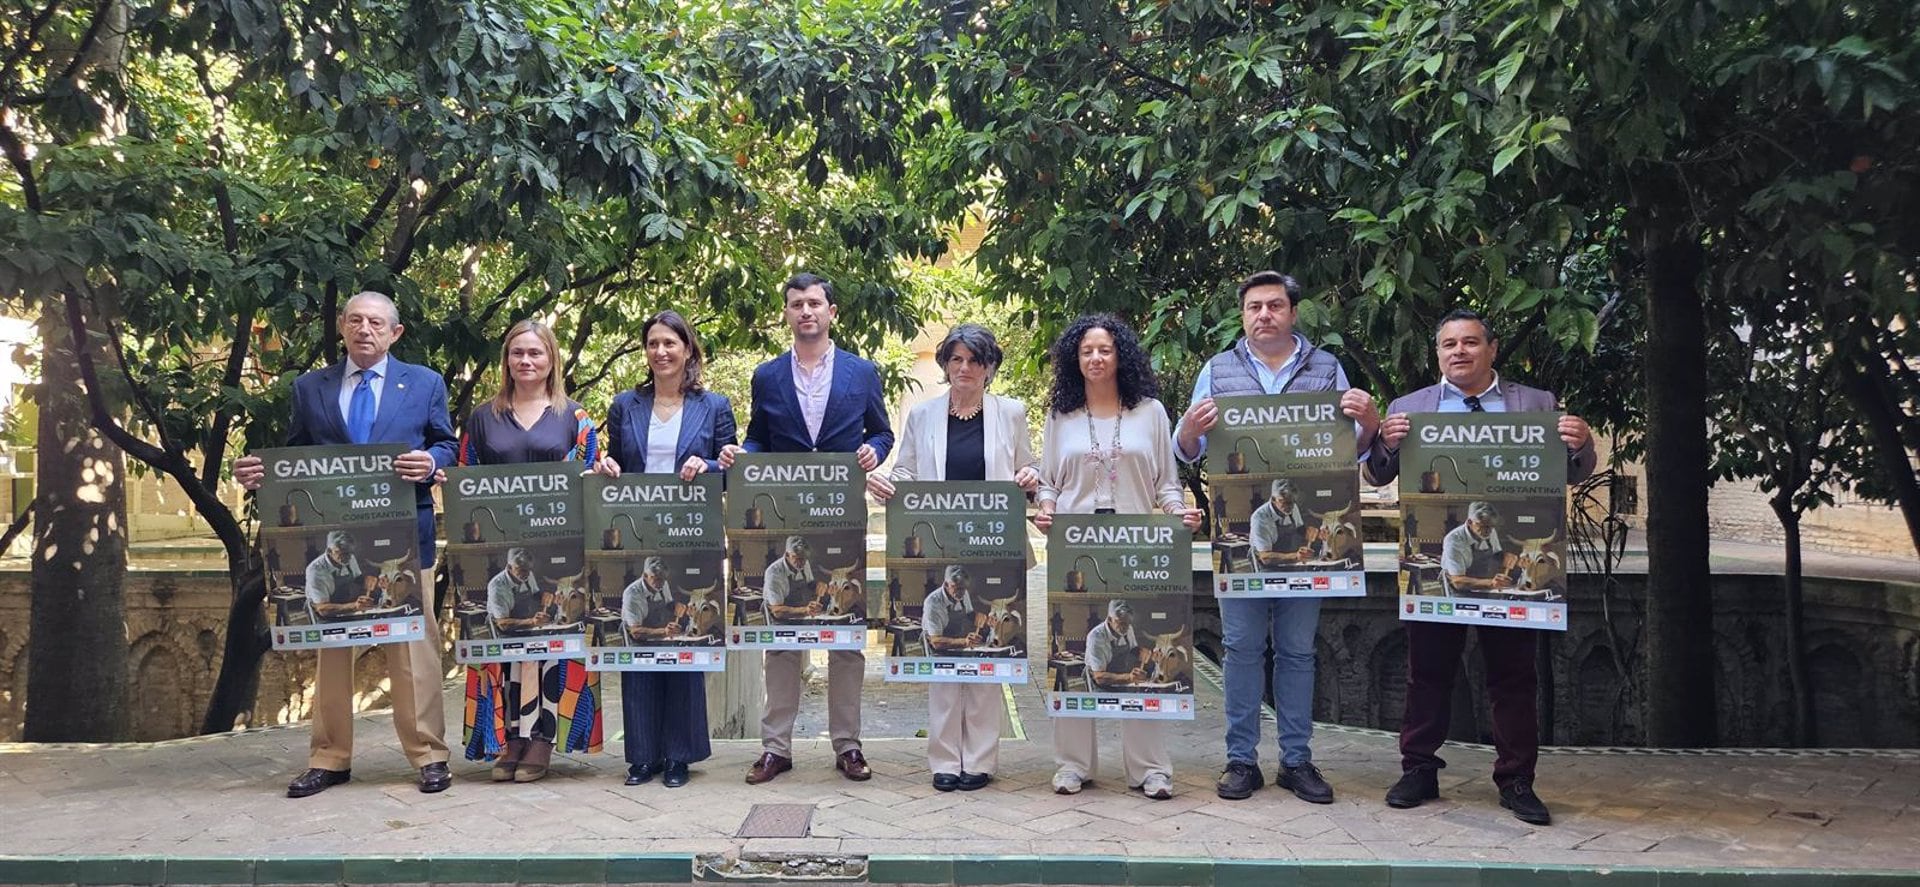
[1364, 308, 1594, 826]
[235, 290, 457, 798]
[720, 272, 894, 784]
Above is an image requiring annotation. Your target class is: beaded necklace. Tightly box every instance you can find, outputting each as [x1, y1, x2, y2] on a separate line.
[1085, 407, 1124, 512]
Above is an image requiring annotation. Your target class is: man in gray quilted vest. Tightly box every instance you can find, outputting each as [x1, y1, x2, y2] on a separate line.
[1174, 271, 1382, 803]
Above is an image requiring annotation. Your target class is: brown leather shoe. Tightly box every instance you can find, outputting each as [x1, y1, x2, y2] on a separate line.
[744, 752, 792, 785]
[836, 749, 872, 781]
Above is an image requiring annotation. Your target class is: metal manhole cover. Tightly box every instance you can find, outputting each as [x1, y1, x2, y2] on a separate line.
[736, 803, 815, 838]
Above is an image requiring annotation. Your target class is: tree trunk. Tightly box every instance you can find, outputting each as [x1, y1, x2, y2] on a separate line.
[1835, 352, 1920, 558]
[23, 303, 130, 742]
[1773, 498, 1812, 747]
[200, 561, 269, 734]
[1637, 222, 1718, 747]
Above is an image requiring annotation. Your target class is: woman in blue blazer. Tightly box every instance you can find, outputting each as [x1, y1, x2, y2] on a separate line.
[593, 310, 737, 787]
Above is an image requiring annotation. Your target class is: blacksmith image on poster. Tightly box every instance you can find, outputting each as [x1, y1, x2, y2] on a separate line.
[258, 445, 428, 651]
[1398, 412, 1570, 630]
[1045, 514, 1194, 720]
[881, 481, 1029, 684]
[442, 463, 589, 662]
[1205, 392, 1364, 599]
[725, 453, 868, 651]
[582, 473, 726, 672]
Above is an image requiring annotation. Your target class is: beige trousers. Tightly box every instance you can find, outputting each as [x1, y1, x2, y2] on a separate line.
[761, 649, 864, 757]
[927, 682, 1003, 776]
[1052, 718, 1171, 787]
[308, 569, 449, 770]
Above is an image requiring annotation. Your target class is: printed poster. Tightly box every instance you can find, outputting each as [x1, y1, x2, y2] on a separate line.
[1398, 412, 1569, 630]
[725, 453, 868, 651]
[257, 445, 428, 650]
[880, 481, 1029, 683]
[442, 463, 589, 662]
[1045, 514, 1194, 720]
[1205, 392, 1364, 598]
[582, 473, 726, 672]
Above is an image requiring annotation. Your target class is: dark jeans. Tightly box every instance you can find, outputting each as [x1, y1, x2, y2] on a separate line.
[1398, 620, 1538, 787]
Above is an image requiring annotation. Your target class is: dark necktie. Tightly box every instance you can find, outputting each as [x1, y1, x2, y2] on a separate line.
[348, 368, 379, 444]
[1463, 394, 1485, 412]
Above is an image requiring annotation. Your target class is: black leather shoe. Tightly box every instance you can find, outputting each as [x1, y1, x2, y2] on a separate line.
[1215, 761, 1263, 800]
[418, 761, 452, 794]
[957, 772, 991, 791]
[1499, 778, 1552, 826]
[662, 761, 690, 788]
[1278, 763, 1335, 804]
[625, 761, 663, 786]
[1385, 768, 1440, 809]
[932, 772, 961, 792]
[286, 767, 350, 798]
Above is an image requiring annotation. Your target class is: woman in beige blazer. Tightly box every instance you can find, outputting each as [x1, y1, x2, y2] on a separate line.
[869, 323, 1039, 790]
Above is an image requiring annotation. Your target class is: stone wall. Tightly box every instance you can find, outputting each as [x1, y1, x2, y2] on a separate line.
[0, 568, 452, 742]
[1194, 571, 1920, 749]
[7, 563, 1918, 747]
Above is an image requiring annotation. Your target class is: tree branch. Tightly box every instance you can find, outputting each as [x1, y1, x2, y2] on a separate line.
[0, 121, 40, 211]
[0, 495, 36, 553]
[0, 0, 63, 96]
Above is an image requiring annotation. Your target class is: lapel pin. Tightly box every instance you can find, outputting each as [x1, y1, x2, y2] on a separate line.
[396, 383, 406, 390]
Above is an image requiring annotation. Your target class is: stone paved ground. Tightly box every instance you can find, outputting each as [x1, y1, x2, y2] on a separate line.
[3, 653, 1916, 873]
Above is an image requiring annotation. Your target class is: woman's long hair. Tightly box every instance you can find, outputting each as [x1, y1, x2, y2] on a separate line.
[637, 310, 706, 396]
[1046, 313, 1158, 416]
[490, 319, 568, 415]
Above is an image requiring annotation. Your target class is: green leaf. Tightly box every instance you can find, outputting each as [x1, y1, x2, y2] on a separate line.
[1492, 144, 1524, 176]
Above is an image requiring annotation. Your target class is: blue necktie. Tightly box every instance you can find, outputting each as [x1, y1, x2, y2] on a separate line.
[348, 368, 379, 444]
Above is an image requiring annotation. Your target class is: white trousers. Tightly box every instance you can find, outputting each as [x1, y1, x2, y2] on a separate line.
[927, 682, 1003, 775]
[1052, 718, 1171, 787]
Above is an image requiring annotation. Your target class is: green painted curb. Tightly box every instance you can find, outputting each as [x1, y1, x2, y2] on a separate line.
[0, 854, 1916, 886]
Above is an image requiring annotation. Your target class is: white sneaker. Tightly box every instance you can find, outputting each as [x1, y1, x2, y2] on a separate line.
[1140, 772, 1173, 800]
[1052, 769, 1084, 794]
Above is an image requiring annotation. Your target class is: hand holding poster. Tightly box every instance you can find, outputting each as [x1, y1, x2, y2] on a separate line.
[258, 445, 428, 650]
[1046, 514, 1194, 720]
[442, 463, 589, 662]
[725, 453, 868, 651]
[881, 481, 1029, 683]
[1397, 412, 1569, 629]
[583, 474, 726, 671]
[1205, 392, 1364, 598]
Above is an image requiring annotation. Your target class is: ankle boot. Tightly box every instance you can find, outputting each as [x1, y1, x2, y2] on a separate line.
[490, 738, 529, 782]
[514, 739, 554, 783]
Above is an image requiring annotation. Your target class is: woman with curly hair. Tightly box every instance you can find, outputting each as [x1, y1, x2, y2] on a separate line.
[1033, 314, 1202, 800]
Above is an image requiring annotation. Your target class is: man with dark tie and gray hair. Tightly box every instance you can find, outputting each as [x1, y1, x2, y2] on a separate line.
[231, 290, 457, 798]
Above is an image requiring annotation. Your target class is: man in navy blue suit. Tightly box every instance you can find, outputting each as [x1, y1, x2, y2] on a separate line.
[721, 272, 894, 784]
[235, 291, 457, 798]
